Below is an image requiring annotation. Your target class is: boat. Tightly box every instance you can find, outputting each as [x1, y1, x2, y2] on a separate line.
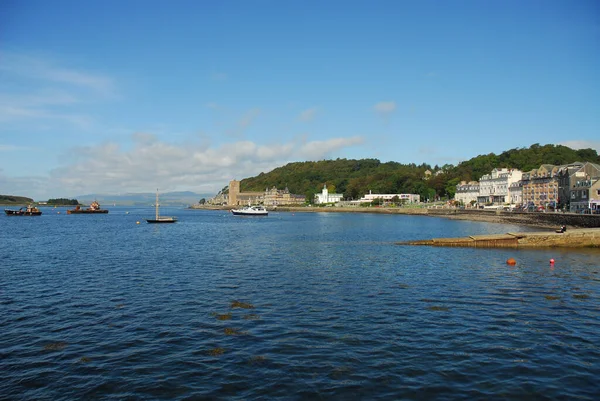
[231, 205, 268, 216]
[4, 205, 42, 216]
[146, 190, 177, 223]
[67, 201, 109, 214]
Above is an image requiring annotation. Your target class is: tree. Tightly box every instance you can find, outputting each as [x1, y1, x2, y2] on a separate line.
[199, 198, 206, 205]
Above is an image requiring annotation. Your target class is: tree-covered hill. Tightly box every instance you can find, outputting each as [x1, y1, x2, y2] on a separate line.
[0, 195, 35, 205]
[239, 144, 599, 202]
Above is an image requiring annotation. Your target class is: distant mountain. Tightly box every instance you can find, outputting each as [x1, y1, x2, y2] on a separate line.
[76, 191, 211, 206]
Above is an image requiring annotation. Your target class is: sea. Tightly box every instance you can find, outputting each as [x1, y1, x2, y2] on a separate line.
[1, 207, 599, 400]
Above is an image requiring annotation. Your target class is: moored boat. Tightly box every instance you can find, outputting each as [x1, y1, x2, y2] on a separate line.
[146, 190, 177, 223]
[4, 205, 42, 216]
[67, 201, 109, 214]
[231, 205, 268, 216]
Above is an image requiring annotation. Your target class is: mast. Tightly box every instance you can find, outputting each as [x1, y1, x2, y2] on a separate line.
[155, 189, 159, 219]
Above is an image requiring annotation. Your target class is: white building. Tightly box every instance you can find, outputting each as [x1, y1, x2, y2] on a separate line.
[477, 168, 523, 205]
[353, 190, 420, 204]
[314, 184, 344, 204]
[454, 181, 479, 206]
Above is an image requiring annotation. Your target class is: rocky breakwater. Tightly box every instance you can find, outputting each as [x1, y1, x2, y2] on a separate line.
[397, 228, 600, 249]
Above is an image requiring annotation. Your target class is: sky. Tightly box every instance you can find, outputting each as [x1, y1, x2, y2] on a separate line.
[1, 0, 599, 200]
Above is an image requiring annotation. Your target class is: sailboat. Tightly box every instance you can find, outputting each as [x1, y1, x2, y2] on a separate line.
[146, 189, 177, 223]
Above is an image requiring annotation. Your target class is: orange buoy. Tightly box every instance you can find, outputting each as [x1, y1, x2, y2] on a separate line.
[506, 258, 516, 266]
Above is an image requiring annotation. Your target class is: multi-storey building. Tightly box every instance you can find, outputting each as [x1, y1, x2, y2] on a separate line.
[354, 190, 420, 204]
[455, 181, 479, 206]
[557, 162, 585, 210]
[263, 186, 306, 206]
[567, 162, 600, 213]
[521, 165, 561, 208]
[476, 168, 522, 205]
[508, 181, 522, 205]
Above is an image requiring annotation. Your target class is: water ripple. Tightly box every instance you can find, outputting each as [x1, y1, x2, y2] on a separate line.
[1, 209, 599, 399]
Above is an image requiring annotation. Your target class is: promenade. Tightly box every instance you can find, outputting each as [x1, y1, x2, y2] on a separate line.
[191, 204, 600, 229]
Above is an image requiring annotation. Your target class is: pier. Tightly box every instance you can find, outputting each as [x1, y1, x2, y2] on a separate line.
[397, 228, 600, 248]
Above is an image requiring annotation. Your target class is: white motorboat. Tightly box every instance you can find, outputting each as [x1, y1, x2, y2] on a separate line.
[231, 205, 268, 216]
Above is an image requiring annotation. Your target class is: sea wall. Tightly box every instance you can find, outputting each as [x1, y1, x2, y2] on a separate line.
[398, 228, 600, 249]
[426, 209, 600, 228]
[189, 204, 600, 228]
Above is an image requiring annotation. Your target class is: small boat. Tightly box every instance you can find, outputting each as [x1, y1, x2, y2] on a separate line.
[146, 190, 177, 223]
[4, 205, 42, 216]
[231, 205, 268, 216]
[67, 201, 109, 214]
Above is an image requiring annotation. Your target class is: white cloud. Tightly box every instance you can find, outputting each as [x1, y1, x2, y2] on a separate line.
[0, 52, 115, 130]
[373, 101, 396, 115]
[27, 134, 365, 198]
[559, 140, 600, 153]
[298, 107, 317, 122]
[0, 51, 115, 96]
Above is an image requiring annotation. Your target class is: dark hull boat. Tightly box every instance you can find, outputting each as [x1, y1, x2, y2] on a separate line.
[146, 190, 177, 223]
[5, 207, 42, 216]
[67, 209, 109, 214]
[67, 201, 109, 214]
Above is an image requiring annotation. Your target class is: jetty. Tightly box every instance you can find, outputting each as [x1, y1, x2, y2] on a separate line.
[397, 228, 600, 248]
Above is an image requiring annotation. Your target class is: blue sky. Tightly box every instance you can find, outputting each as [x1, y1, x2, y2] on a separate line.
[1, 0, 599, 200]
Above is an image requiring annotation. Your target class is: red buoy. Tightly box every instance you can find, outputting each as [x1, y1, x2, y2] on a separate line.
[506, 258, 516, 266]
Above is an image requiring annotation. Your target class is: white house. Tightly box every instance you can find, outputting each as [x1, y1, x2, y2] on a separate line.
[477, 168, 523, 205]
[314, 184, 344, 204]
[454, 181, 479, 205]
[353, 190, 420, 204]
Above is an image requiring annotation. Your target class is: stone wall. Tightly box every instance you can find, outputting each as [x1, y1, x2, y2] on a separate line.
[426, 208, 600, 228]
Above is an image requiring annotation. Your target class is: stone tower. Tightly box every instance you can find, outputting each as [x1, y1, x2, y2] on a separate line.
[229, 180, 240, 206]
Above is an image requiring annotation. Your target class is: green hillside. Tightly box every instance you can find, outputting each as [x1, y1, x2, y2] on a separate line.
[0, 195, 35, 205]
[239, 143, 599, 202]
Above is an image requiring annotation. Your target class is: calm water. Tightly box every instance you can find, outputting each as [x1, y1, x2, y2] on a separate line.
[1, 207, 599, 400]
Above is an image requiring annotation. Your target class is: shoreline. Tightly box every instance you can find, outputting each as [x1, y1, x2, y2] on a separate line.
[189, 205, 600, 229]
[397, 228, 600, 249]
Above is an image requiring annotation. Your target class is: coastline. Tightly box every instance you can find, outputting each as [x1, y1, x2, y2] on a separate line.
[189, 205, 600, 229]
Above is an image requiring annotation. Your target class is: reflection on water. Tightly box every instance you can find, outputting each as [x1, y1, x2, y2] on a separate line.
[1, 208, 599, 399]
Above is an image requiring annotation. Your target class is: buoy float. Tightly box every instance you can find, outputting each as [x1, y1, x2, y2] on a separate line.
[506, 258, 516, 266]
[550, 259, 555, 264]
[136, 221, 140, 224]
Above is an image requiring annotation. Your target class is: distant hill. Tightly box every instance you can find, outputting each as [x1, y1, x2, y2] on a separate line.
[75, 191, 210, 206]
[0, 195, 35, 205]
[238, 143, 600, 202]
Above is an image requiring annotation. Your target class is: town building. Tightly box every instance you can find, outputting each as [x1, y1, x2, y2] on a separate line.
[314, 184, 344, 204]
[353, 190, 420, 205]
[454, 181, 480, 206]
[508, 181, 523, 206]
[263, 186, 306, 206]
[566, 162, 600, 213]
[521, 165, 560, 209]
[227, 180, 264, 206]
[476, 168, 522, 205]
[557, 162, 585, 210]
